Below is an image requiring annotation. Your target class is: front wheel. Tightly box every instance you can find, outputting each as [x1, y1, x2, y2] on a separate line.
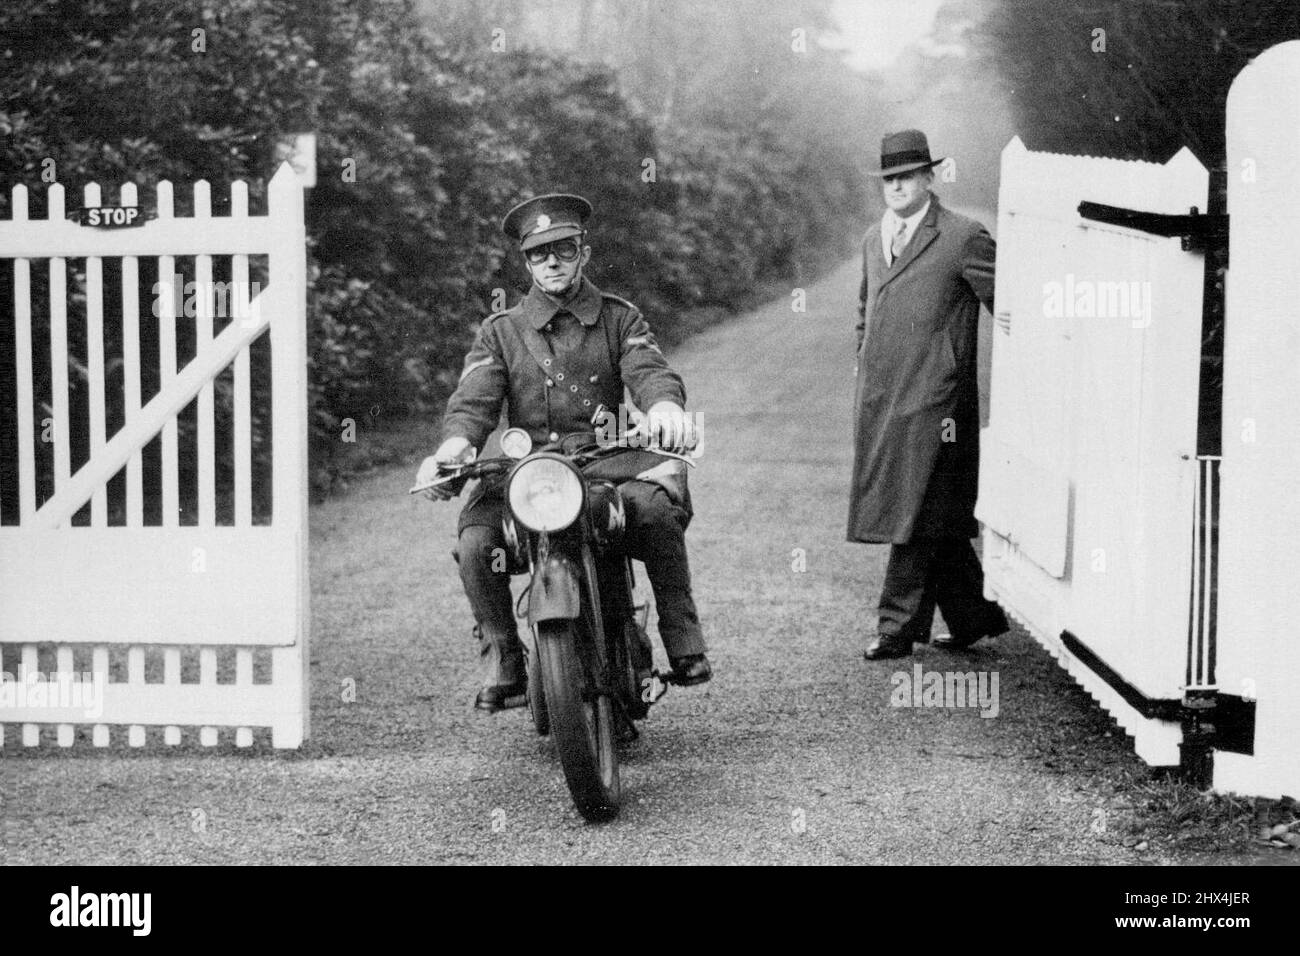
[537, 619, 620, 821]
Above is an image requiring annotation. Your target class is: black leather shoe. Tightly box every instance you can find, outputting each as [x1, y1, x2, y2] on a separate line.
[864, 634, 913, 660]
[474, 679, 527, 713]
[669, 654, 712, 686]
[933, 611, 1009, 650]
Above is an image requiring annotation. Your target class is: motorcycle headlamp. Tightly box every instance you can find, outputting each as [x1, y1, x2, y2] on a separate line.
[507, 455, 584, 532]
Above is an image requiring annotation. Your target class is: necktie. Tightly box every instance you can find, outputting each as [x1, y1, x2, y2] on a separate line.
[890, 217, 908, 263]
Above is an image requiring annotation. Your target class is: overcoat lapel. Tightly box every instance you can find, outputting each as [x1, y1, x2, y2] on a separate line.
[879, 200, 941, 291]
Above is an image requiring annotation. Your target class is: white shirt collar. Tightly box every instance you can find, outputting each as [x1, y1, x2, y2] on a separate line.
[881, 197, 931, 263]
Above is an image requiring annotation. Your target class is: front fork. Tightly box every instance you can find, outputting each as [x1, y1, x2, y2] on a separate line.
[526, 533, 611, 680]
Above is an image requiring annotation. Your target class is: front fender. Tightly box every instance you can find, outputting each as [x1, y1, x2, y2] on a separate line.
[528, 551, 583, 623]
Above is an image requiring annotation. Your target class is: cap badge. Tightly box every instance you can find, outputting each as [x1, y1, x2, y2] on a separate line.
[533, 214, 551, 233]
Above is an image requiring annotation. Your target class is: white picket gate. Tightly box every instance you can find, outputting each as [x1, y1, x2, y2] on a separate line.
[0, 162, 310, 749]
[978, 137, 1209, 766]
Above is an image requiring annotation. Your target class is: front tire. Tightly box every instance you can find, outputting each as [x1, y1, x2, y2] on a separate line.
[526, 631, 549, 736]
[537, 619, 620, 821]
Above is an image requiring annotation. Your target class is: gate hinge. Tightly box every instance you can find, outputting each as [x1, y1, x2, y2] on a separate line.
[1078, 201, 1229, 252]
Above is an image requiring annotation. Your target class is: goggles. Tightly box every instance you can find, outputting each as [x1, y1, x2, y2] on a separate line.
[524, 237, 582, 264]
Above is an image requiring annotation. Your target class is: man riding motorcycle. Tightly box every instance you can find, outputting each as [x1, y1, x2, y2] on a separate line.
[415, 193, 712, 711]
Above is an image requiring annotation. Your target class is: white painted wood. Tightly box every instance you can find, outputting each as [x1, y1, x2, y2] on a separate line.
[128, 646, 145, 746]
[84, 183, 108, 526]
[0, 163, 310, 748]
[1215, 40, 1300, 799]
[157, 180, 178, 529]
[92, 645, 109, 746]
[120, 183, 143, 527]
[12, 186, 36, 523]
[231, 182, 252, 527]
[48, 184, 70, 498]
[0, 216, 279, 258]
[268, 163, 311, 746]
[270, 647, 304, 748]
[199, 646, 217, 744]
[235, 646, 253, 746]
[21, 644, 38, 746]
[193, 181, 216, 527]
[0, 529, 298, 645]
[1, 682, 288, 726]
[55, 646, 74, 746]
[163, 647, 180, 745]
[979, 135, 1206, 767]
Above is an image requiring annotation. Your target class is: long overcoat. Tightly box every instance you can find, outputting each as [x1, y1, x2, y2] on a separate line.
[847, 196, 996, 544]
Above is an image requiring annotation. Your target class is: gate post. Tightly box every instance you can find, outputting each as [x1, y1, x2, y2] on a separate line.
[268, 164, 311, 748]
[1216, 40, 1300, 798]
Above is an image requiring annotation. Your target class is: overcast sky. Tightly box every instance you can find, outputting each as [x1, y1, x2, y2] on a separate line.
[830, 0, 948, 70]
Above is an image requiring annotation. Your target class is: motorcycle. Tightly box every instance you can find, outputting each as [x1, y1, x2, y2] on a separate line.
[412, 419, 699, 821]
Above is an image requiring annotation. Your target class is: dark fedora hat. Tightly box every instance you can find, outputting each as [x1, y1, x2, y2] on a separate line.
[502, 193, 593, 250]
[867, 129, 945, 177]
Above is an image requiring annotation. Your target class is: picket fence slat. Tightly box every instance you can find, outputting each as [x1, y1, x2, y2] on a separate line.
[128, 646, 145, 746]
[194, 181, 216, 527]
[199, 646, 217, 745]
[49, 184, 71, 499]
[84, 183, 108, 526]
[55, 646, 74, 746]
[121, 182, 143, 527]
[235, 647, 253, 747]
[163, 647, 181, 745]
[232, 181, 253, 527]
[21, 643, 38, 746]
[157, 179, 179, 528]
[92, 645, 110, 746]
[12, 185, 36, 523]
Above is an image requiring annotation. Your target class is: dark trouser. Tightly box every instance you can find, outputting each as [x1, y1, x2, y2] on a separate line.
[457, 479, 706, 676]
[877, 537, 1007, 645]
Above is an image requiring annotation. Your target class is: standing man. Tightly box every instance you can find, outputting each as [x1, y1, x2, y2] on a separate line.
[415, 193, 712, 710]
[849, 130, 1009, 660]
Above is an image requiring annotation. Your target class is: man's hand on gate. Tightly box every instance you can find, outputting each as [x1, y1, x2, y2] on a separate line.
[415, 437, 475, 501]
[645, 401, 694, 454]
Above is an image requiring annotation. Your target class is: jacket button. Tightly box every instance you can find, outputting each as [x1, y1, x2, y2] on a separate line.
[556, 372, 565, 381]
[548, 432, 559, 441]
[570, 384, 578, 392]
[543, 359, 551, 367]
[546, 379, 553, 387]
[589, 375, 598, 383]
[583, 399, 591, 407]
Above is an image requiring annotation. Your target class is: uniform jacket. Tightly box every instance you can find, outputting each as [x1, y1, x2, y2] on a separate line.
[441, 277, 686, 452]
[848, 195, 996, 544]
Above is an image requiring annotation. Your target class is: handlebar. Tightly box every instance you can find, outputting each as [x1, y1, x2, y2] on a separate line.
[408, 432, 698, 496]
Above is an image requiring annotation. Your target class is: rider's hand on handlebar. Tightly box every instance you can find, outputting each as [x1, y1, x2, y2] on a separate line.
[644, 401, 695, 455]
[415, 437, 475, 501]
